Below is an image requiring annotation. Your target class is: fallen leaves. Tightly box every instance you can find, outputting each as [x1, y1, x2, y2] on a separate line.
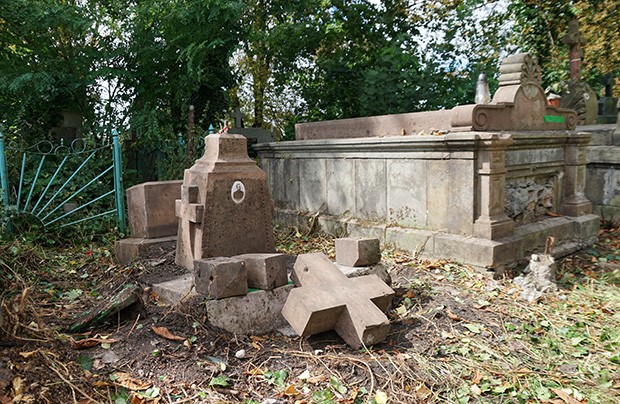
[151, 326, 185, 342]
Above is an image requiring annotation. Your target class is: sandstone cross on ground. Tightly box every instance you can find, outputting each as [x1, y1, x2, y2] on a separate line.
[282, 253, 394, 349]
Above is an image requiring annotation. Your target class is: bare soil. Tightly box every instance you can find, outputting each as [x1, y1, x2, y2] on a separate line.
[1, 225, 619, 403]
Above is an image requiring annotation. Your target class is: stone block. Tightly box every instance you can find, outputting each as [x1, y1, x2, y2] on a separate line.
[233, 253, 289, 290]
[384, 227, 435, 257]
[317, 216, 348, 236]
[335, 237, 381, 267]
[114, 236, 177, 265]
[206, 284, 294, 335]
[282, 253, 394, 349]
[126, 180, 182, 238]
[347, 222, 386, 241]
[571, 214, 600, 241]
[193, 257, 247, 299]
[434, 233, 518, 269]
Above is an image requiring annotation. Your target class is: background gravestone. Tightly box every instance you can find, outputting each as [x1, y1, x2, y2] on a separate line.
[560, 20, 598, 125]
[598, 74, 618, 124]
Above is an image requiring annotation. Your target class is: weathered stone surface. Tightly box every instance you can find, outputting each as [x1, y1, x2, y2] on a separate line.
[326, 159, 355, 215]
[114, 236, 177, 265]
[335, 238, 381, 267]
[513, 254, 558, 303]
[234, 253, 289, 290]
[355, 159, 387, 219]
[282, 253, 394, 349]
[560, 20, 598, 125]
[597, 75, 617, 124]
[387, 160, 427, 228]
[193, 257, 247, 299]
[561, 80, 598, 125]
[150, 273, 201, 306]
[126, 180, 182, 238]
[457, 53, 577, 131]
[298, 159, 326, 213]
[175, 133, 275, 270]
[206, 285, 294, 335]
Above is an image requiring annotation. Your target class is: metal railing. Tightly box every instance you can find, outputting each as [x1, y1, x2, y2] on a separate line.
[0, 130, 126, 233]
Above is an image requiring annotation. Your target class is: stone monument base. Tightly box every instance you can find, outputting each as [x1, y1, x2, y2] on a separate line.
[274, 209, 599, 275]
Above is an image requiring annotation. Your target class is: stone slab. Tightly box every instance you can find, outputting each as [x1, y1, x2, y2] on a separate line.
[206, 284, 294, 335]
[114, 236, 177, 265]
[126, 180, 182, 238]
[355, 160, 387, 219]
[298, 159, 327, 213]
[326, 159, 355, 215]
[150, 273, 201, 306]
[335, 237, 381, 267]
[233, 253, 289, 290]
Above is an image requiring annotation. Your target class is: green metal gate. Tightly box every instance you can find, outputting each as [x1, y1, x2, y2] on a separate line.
[0, 130, 125, 233]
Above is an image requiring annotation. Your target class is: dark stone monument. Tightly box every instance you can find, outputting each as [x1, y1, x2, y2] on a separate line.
[597, 74, 618, 124]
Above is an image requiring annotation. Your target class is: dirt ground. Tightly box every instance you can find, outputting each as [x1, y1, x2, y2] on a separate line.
[1, 225, 619, 403]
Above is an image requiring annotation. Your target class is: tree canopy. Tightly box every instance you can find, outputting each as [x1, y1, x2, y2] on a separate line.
[0, 0, 618, 144]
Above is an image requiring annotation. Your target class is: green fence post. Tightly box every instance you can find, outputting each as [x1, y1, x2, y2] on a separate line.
[0, 130, 11, 233]
[112, 129, 126, 233]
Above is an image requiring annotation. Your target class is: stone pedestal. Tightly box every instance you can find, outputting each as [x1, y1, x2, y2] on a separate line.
[561, 134, 592, 216]
[473, 134, 514, 239]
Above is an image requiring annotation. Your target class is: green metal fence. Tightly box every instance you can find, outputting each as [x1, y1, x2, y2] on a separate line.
[0, 130, 126, 233]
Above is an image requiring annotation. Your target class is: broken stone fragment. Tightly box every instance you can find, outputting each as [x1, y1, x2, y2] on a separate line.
[233, 253, 289, 290]
[194, 257, 247, 299]
[513, 254, 558, 303]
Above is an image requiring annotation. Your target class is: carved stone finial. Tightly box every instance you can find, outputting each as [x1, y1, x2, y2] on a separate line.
[497, 52, 542, 87]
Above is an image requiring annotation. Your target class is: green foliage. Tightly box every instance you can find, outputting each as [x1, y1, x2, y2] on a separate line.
[0, 0, 100, 140]
[124, 0, 244, 143]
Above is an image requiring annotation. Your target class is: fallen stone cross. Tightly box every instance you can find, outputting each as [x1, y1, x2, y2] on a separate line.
[282, 253, 394, 349]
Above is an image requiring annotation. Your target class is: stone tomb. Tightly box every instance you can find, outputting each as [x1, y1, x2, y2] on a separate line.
[256, 52, 600, 272]
[295, 53, 576, 141]
[175, 133, 275, 270]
